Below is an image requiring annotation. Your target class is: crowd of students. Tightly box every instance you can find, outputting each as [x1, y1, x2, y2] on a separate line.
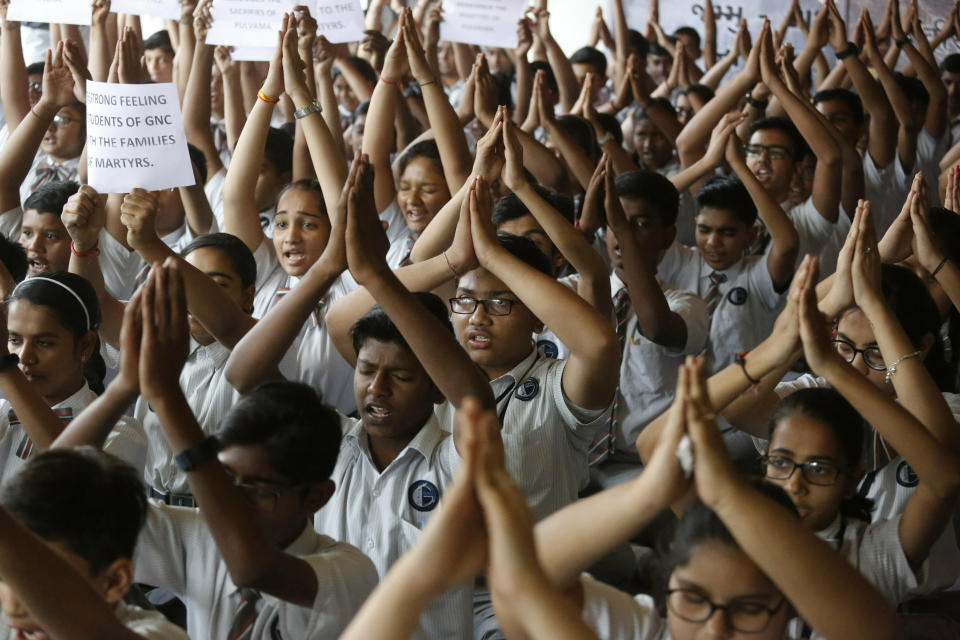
[0, 0, 958, 637]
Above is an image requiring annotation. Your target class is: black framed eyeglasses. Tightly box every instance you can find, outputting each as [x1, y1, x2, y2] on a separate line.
[743, 144, 790, 161]
[761, 454, 844, 486]
[28, 81, 41, 92]
[225, 470, 306, 513]
[666, 588, 786, 633]
[449, 296, 522, 316]
[831, 339, 885, 371]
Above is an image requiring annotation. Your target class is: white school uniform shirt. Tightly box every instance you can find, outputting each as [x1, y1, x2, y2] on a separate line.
[135, 502, 378, 639]
[0, 601, 189, 640]
[134, 339, 241, 496]
[0, 382, 145, 485]
[435, 349, 609, 521]
[19, 153, 80, 206]
[531, 274, 578, 361]
[657, 161, 699, 248]
[863, 151, 907, 238]
[380, 199, 410, 245]
[205, 166, 227, 230]
[658, 242, 784, 373]
[251, 239, 358, 413]
[612, 272, 710, 453]
[776, 196, 839, 274]
[315, 411, 473, 640]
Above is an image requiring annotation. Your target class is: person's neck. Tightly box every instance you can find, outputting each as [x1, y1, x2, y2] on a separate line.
[272, 517, 308, 550]
[480, 350, 534, 381]
[44, 378, 86, 407]
[368, 433, 416, 472]
[46, 151, 77, 164]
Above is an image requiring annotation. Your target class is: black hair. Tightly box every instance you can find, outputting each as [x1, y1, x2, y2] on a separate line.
[495, 232, 555, 277]
[682, 83, 714, 103]
[614, 170, 680, 227]
[812, 88, 866, 125]
[1, 447, 146, 573]
[942, 53, 960, 74]
[181, 232, 258, 290]
[555, 115, 599, 161]
[9, 271, 105, 393]
[332, 56, 379, 86]
[186, 142, 208, 185]
[769, 388, 873, 522]
[632, 97, 676, 123]
[895, 72, 930, 111]
[491, 71, 514, 111]
[673, 26, 702, 53]
[350, 292, 452, 356]
[570, 46, 608, 77]
[695, 175, 757, 227]
[493, 185, 575, 228]
[663, 480, 797, 575]
[627, 30, 650, 59]
[263, 127, 294, 176]
[23, 180, 79, 216]
[529, 61, 559, 96]
[397, 139, 445, 179]
[353, 99, 371, 123]
[218, 382, 342, 484]
[648, 42, 673, 60]
[747, 116, 808, 162]
[143, 30, 174, 55]
[275, 178, 328, 219]
[26, 62, 44, 77]
[594, 112, 624, 144]
[0, 235, 27, 283]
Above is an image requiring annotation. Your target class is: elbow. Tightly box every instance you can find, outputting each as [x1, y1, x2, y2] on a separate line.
[224, 357, 257, 394]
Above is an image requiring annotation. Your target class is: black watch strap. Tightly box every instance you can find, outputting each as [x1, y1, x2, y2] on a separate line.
[836, 42, 860, 59]
[174, 436, 221, 472]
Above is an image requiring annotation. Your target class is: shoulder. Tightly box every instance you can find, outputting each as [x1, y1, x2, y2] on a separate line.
[580, 574, 666, 640]
[116, 602, 191, 640]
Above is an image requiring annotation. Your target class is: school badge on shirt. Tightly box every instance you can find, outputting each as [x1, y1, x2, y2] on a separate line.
[408, 480, 440, 512]
[727, 287, 748, 305]
[515, 377, 540, 401]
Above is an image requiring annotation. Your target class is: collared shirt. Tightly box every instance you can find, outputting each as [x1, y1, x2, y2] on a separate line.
[0, 600, 190, 639]
[20, 153, 80, 206]
[315, 411, 472, 640]
[863, 150, 906, 238]
[205, 166, 227, 230]
[135, 504, 378, 639]
[251, 239, 358, 413]
[135, 339, 241, 495]
[0, 382, 144, 485]
[778, 195, 839, 274]
[658, 242, 783, 373]
[657, 161, 699, 248]
[435, 350, 609, 521]
[611, 272, 709, 453]
[579, 573, 667, 640]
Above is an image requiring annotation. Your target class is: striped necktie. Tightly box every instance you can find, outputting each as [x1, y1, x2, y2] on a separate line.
[400, 233, 419, 267]
[10, 408, 73, 461]
[703, 271, 727, 316]
[588, 287, 631, 466]
[226, 587, 260, 640]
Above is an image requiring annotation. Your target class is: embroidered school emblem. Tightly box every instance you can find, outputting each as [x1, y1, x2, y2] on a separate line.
[408, 480, 440, 512]
[727, 286, 748, 305]
[896, 461, 919, 488]
[537, 339, 559, 358]
[515, 377, 540, 401]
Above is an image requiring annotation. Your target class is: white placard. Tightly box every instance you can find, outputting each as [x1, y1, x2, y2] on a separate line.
[314, 0, 365, 43]
[229, 45, 276, 61]
[208, 0, 298, 49]
[7, 0, 92, 25]
[111, 0, 181, 20]
[86, 81, 196, 194]
[441, 0, 527, 49]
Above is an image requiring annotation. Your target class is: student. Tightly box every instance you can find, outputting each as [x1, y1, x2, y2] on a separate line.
[942, 53, 960, 143]
[314, 156, 494, 639]
[593, 161, 708, 472]
[56, 263, 379, 638]
[0, 448, 189, 639]
[537, 357, 901, 640]
[657, 119, 798, 372]
[143, 30, 174, 84]
[15, 180, 77, 277]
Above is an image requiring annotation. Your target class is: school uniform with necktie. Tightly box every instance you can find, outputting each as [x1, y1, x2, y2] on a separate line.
[134, 502, 378, 639]
[657, 241, 785, 373]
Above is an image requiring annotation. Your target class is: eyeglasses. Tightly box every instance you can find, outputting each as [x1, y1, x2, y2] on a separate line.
[28, 81, 41, 92]
[449, 296, 523, 316]
[226, 471, 306, 513]
[832, 339, 886, 371]
[666, 588, 786, 633]
[50, 115, 78, 129]
[761, 454, 844, 486]
[744, 144, 791, 161]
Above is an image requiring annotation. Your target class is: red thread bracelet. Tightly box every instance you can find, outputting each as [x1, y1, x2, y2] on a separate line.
[71, 241, 100, 258]
[380, 76, 401, 88]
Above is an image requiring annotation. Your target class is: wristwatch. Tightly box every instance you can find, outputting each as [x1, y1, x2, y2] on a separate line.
[174, 436, 222, 472]
[294, 101, 323, 120]
[835, 42, 860, 60]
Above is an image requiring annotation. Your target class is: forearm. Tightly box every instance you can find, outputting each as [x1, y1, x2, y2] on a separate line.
[544, 38, 578, 112]
[226, 261, 342, 391]
[175, 20, 195, 100]
[844, 57, 896, 166]
[514, 59, 532, 125]
[0, 101, 56, 191]
[410, 180, 470, 262]
[51, 382, 137, 450]
[316, 65, 345, 160]
[541, 123, 596, 190]
[730, 157, 798, 270]
[616, 238, 686, 349]
[421, 84, 473, 191]
[180, 183, 214, 237]
[362, 80, 401, 211]
[0, 368, 68, 450]
[676, 70, 755, 158]
[793, 41, 820, 88]
[340, 555, 437, 640]
[223, 101, 273, 250]
[68, 251, 123, 349]
[699, 50, 736, 90]
[0, 23, 28, 127]
[0, 509, 142, 640]
[289, 91, 348, 216]
[901, 44, 948, 137]
[182, 44, 218, 161]
[713, 481, 901, 640]
[336, 57, 375, 102]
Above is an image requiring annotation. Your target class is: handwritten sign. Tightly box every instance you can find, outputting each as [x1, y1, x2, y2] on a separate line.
[7, 0, 92, 25]
[208, 0, 299, 49]
[111, 0, 181, 20]
[441, 0, 528, 49]
[314, 0, 365, 43]
[86, 81, 195, 194]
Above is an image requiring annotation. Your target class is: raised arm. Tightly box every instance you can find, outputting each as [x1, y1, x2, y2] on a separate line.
[181, 13, 224, 182]
[0, 1, 28, 130]
[362, 22, 406, 213]
[535, 9, 578, 113]
[901, 12, 948, 139]
[470, 176, 619, 410]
